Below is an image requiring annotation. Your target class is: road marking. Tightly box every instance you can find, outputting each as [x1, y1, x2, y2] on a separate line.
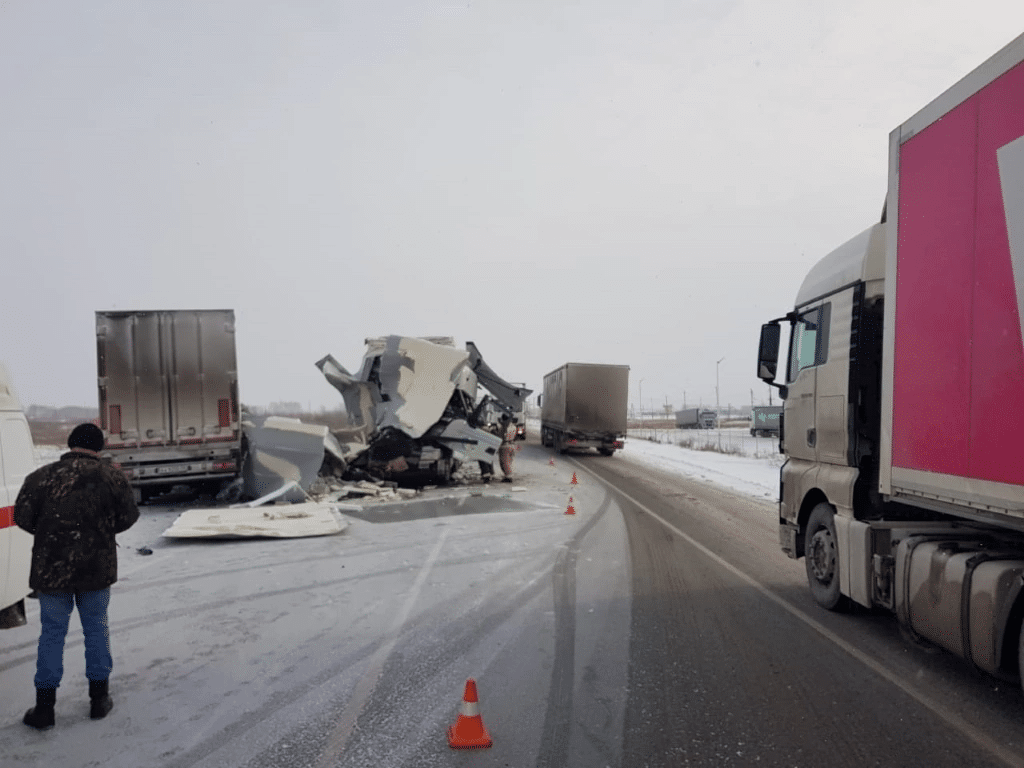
[315, 527, 450, 767]
[572, 459, 1024, 768]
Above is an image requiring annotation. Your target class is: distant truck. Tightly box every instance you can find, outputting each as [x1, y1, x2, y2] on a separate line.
[96, 310, 242, 503]
[675, 408, 717, 430]
[756, 34, 1024, 687]
[511, 382, 527, 440]
[749, 405, 782, 437]
[539, 363, 628, 455]
[0, 364, 36, 629]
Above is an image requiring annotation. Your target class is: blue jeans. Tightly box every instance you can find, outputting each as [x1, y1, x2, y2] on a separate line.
[35, 588, 112, 689]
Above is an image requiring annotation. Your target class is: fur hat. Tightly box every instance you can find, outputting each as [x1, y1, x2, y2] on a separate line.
[68, 423, 104, 452]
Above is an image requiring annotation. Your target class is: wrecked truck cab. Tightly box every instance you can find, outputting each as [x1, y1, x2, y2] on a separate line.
[316, 336, 530, 487]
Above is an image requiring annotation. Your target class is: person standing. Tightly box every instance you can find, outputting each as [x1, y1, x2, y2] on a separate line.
[14, 423, 139, 730]
[497, 413, 517, 483]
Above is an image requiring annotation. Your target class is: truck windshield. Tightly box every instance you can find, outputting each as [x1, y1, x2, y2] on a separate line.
[788, 303, 830, 382]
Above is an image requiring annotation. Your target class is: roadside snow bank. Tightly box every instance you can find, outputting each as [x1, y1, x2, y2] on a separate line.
[620, 434, 781, 501]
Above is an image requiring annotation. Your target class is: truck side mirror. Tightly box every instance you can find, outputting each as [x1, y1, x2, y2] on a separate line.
[537, 395, 543, 407]
[757, 322, 781, 381]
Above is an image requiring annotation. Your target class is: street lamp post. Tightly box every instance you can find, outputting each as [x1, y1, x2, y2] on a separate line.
[638, 378, 645, 435]
[716, 357, 725, 448]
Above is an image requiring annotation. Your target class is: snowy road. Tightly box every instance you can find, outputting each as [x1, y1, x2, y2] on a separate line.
[1, 447, 631, 767]
[5, 438, 1024, 766]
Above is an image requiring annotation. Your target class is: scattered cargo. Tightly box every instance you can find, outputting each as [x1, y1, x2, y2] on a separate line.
[756, 34, 1024, 685]
[675, 407, 717, 430]
[96, 310, 242, 504]
[539, 363, 628, 455]
[749, 405, 782, 437]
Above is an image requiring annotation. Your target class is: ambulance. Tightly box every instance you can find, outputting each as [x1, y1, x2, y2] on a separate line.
[0, 364, 36, 628]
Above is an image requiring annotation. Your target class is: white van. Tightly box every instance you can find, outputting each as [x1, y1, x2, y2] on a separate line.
[0, 364, 36, 628]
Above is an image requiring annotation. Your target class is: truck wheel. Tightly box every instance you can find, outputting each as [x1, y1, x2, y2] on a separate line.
[598, 448, 615, 456]
[804, 503, 849, 611]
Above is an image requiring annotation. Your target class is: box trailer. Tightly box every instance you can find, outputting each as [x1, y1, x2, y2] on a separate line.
[97, 310, 241, 503]
[539, 363, 628, 455]
[756, 33, 1024, 686]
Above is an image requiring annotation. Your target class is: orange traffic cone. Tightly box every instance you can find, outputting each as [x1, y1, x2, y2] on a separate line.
[565, 496, 576, 515]
[447, 678, 492, 749]
[571, 472, 578, 485]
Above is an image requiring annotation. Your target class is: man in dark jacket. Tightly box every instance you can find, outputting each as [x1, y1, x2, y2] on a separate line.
[14, 423, 139, 730]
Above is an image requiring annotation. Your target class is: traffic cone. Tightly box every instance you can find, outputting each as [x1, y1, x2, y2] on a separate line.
[548, 457, 555, 466]
[447, 678, 492, 749]
[571, 472, 578, 485]
[565, 496, 576, 515]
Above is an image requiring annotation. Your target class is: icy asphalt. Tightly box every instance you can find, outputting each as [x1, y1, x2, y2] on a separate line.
[1, 432, 778, 767]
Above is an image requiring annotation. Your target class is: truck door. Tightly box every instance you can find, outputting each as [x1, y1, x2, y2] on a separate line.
[815, 289, 854, 467]
[785, 301, 831, 463]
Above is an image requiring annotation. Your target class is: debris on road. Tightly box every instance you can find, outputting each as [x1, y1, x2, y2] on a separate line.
[161, 502, 351, 539]
[241, 415, 344, 501]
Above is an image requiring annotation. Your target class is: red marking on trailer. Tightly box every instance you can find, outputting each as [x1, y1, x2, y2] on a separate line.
[0, 506, 15, 529]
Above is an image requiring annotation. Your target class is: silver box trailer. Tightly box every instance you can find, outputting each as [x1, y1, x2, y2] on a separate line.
[539, 363, 628, 455]
[96, 310, 241, 502]
[675, 407, 716, 430]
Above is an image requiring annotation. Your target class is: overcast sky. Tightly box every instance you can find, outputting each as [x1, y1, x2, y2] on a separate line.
[3, 1, 1024, 414]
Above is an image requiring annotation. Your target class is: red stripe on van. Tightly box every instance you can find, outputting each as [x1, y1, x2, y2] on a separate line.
[0, 506, 14, 529]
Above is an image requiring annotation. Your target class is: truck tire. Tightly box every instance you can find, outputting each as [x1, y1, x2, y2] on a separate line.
[598, 448, 615, 456]
[804, 503, 849, 612]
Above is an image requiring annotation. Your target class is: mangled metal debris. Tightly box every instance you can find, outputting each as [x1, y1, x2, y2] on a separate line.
[161, 503, 350, 539]
[240, 415, 344, 501]
[316, 336, 531, 487]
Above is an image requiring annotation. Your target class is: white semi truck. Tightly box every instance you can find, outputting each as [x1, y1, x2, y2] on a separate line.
[675, 407, 717, 430]
[756, 33, 1024, 685]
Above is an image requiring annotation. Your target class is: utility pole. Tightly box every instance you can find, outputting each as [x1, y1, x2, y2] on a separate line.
[639, 378, 645, 433]
[716, 357, 725, 449]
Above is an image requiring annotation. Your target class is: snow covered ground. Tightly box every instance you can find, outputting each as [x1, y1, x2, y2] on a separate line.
[3, 438, 780, 767]
[621, 427, 783, 501]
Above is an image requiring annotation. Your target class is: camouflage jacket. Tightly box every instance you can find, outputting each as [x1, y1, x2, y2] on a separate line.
[14, 450, 139, 592]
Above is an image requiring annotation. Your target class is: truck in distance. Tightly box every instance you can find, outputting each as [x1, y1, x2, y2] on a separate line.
[756, 33, 1024, 687]
[749, 405, 782, 437]
[96, 310, 242, 504]
[539, 363, 628, 456]
[675, 407, 716, 430]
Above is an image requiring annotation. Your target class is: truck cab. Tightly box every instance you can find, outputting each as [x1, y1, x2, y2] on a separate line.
[773, 224, 886, 558]
[0, 364, 37, 629]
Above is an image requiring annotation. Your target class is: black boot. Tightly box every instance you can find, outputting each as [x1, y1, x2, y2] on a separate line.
[89, 679, 113, 720]
[23, 687, 56, 730]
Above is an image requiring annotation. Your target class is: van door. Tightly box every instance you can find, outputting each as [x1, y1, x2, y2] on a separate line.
[0, 414, 35, 617]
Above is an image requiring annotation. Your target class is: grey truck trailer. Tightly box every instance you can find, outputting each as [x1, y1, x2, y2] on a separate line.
[539, 363, 628, 455]
[96, 310, 242, 503]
